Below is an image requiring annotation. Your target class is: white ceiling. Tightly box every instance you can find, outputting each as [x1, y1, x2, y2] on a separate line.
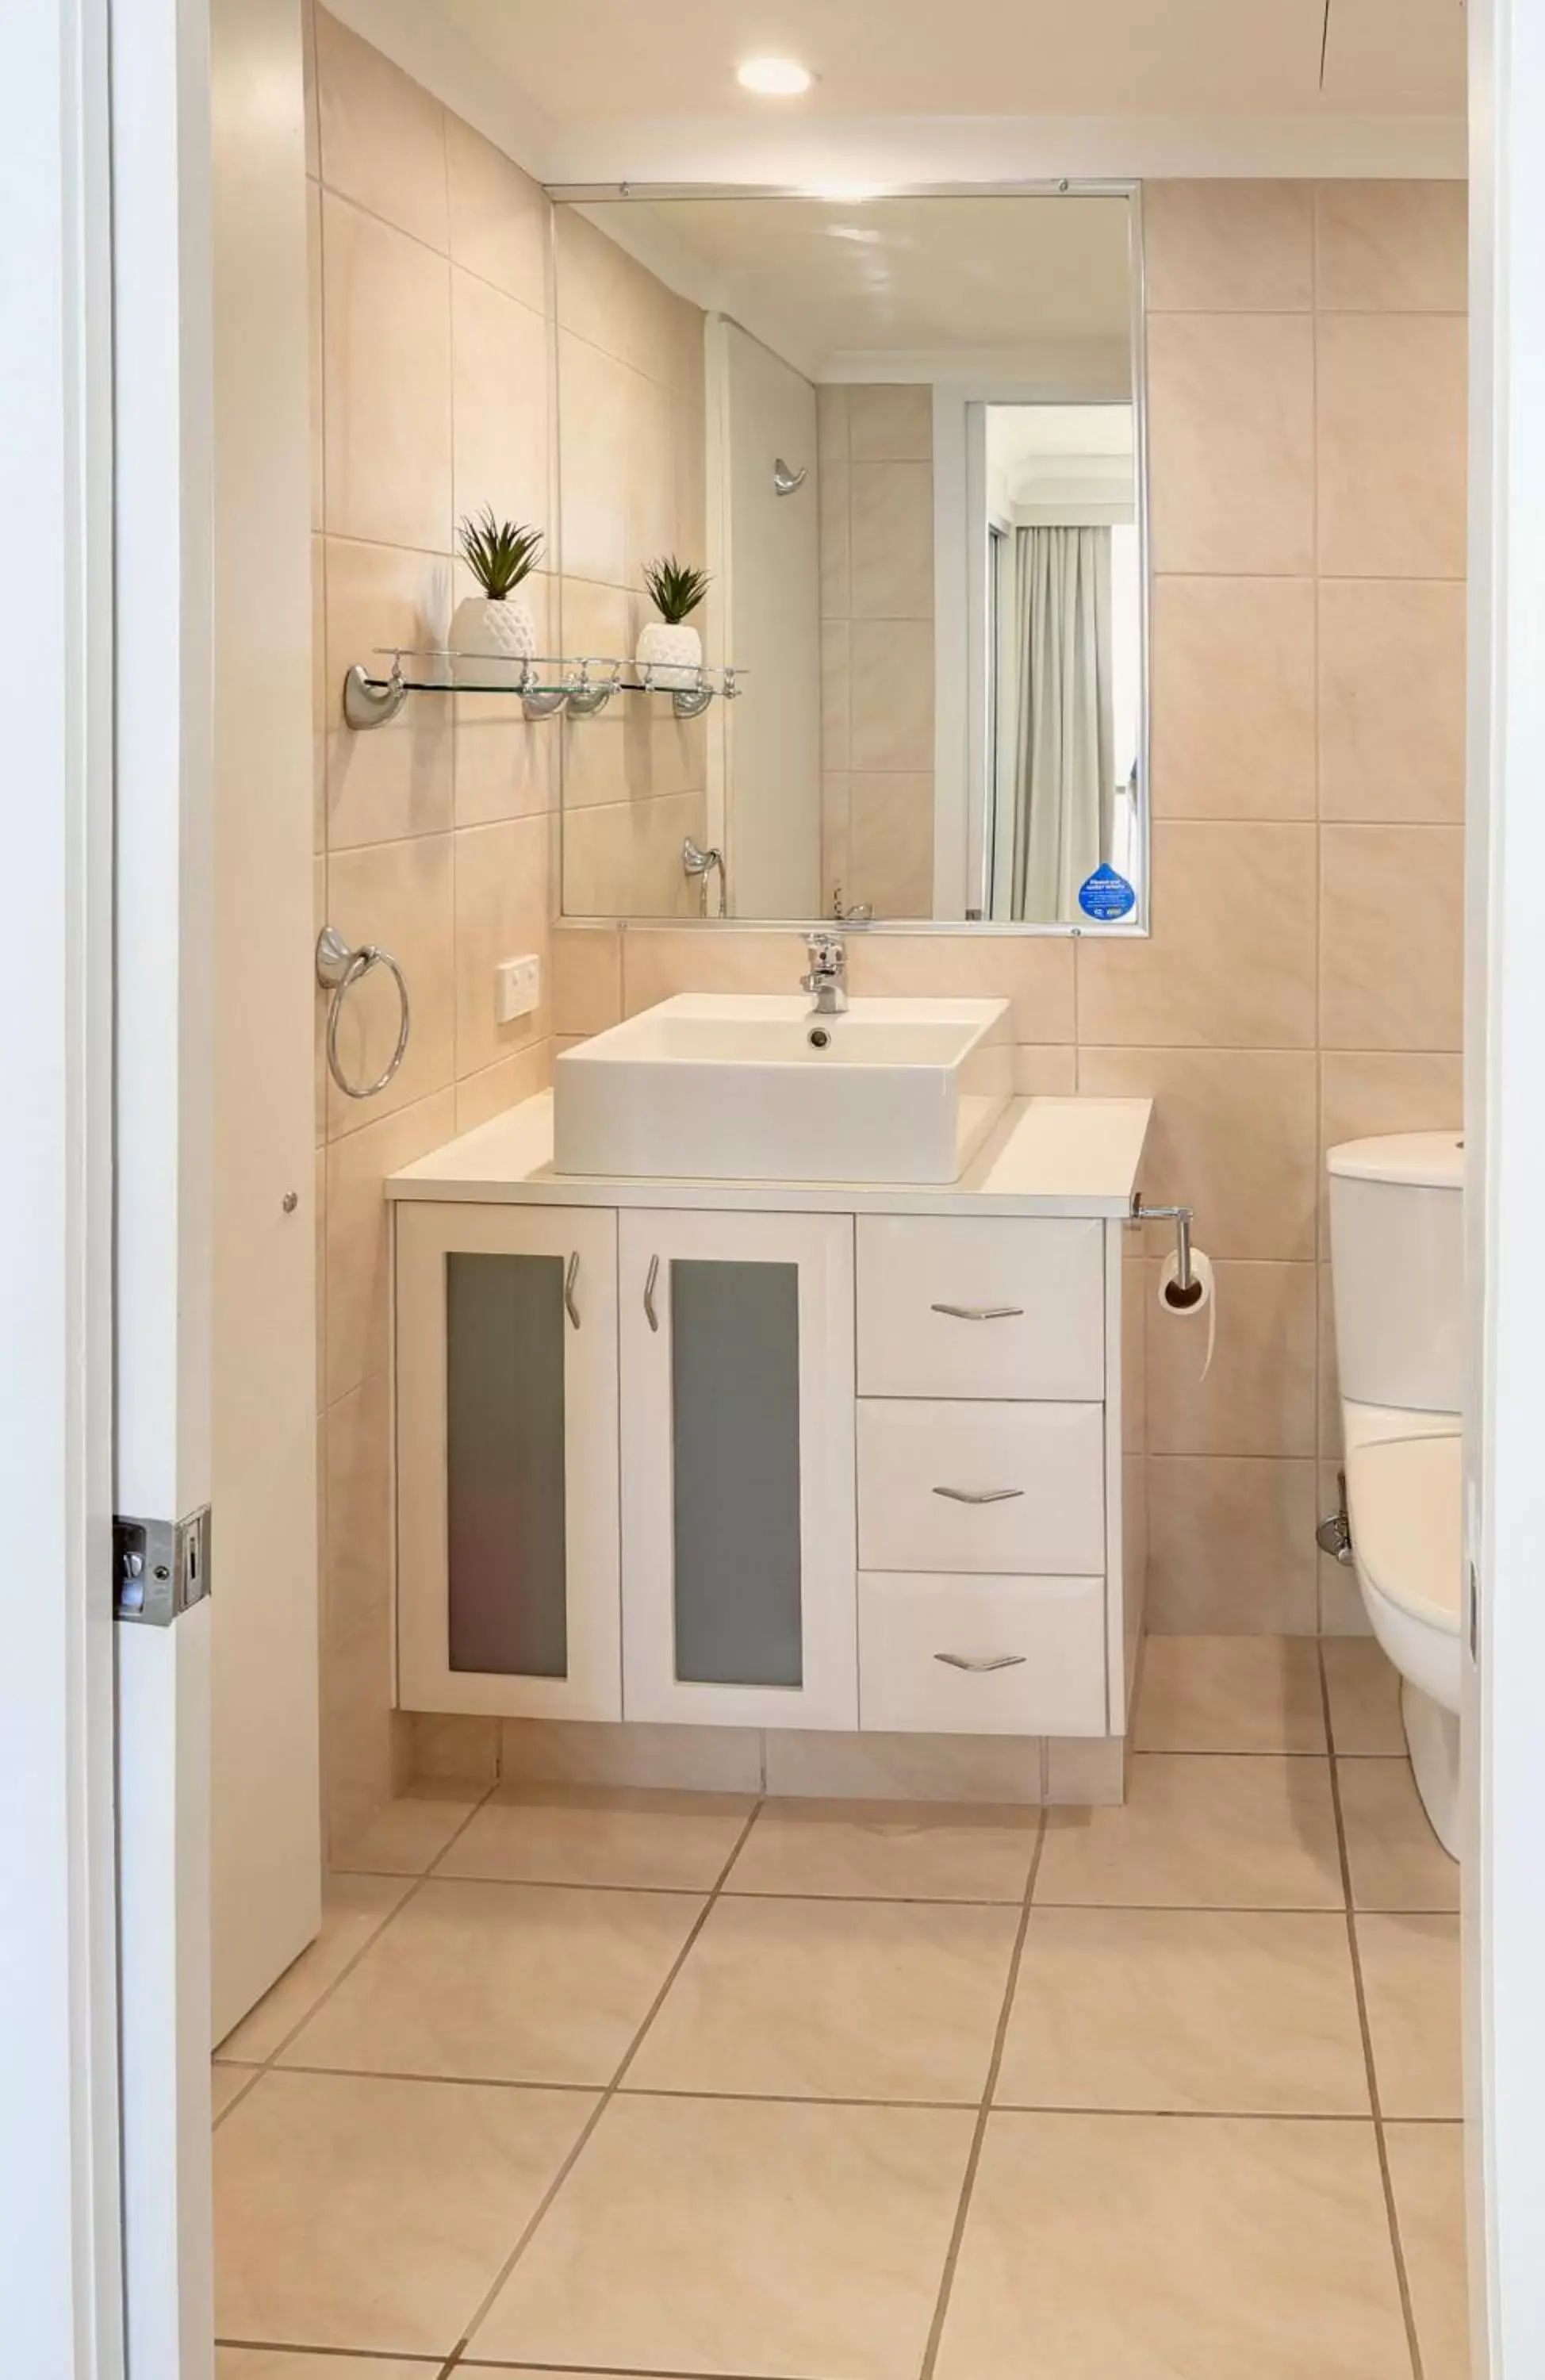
[424, 0, 1464, 122]
[579, 194, 1133, 382]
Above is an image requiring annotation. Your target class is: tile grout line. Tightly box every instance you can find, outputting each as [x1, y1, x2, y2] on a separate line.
[443, 1796, 769, 2364]
[1317, 1640, 1426, 2380]
[916, 1806, 1049, 2380]
[211, 1781, 505, 2131]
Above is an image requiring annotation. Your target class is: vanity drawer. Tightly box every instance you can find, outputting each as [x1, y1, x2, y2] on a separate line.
[857, 1398, 1106, 1575]
[856, 1216, 1104, 1399]
[859, 1572, 1107, 1735]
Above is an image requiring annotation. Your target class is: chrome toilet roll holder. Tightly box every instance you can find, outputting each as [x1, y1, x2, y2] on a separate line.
[1129, 1195, 1202, 1308]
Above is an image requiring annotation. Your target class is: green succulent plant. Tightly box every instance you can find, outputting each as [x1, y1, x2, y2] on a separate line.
[458, 509, 544, 600]
[643, 555, 711, 624]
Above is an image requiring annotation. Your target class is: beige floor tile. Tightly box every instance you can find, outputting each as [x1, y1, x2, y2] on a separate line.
[1386, 2122, 1472, 2380]
[996, 1909, 1367, 2115]
[211, 2062, 259, 2122]
[627, 1894, 1018, 2103]
[1325, 1638, 1407, 1754]
[278, 1879, 701, 2086]
[1340, 1758, 1462, 1910]
[936, 2110, 1409, 2380]
[725, 1797, 1037, 1900]
[1133, 1636, 1327, 1752]
[332, 1783, 485, 1877]
[1358, 1913, 1463, 2117]
[437, 1782, 753, 1891]
[218, 2356, 438, 2377]
[472, 2093, 973, 2378]
[213, 2069, 593, 2357]
[216, 1873, 412, 2063]
[1036, 1756, 1344, 1910]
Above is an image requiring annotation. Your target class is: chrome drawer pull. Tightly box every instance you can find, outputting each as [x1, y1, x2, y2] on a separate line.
[564, 1251, 581, 1330]
[934, 1652, 1027, 1672]
[932, 1485, 1024, 1504]
[644, 1253, 661, 1333]
[930, 1302, 1024, 1322]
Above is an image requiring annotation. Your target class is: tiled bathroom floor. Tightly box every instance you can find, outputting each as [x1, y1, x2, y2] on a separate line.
[212, 1637, 1466, 2380]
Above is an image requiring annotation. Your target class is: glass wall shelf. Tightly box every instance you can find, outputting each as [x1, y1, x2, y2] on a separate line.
[343, 649, 744, 729]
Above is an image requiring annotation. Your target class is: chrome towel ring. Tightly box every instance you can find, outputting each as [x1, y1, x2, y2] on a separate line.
[316, 924, 412, 1100]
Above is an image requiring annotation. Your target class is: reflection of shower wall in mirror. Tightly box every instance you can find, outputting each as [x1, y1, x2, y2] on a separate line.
[819, 386, 936, 922]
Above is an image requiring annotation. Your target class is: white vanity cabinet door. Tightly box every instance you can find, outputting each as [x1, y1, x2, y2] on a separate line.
[395, 1202, 621, 1721]
[619, 1210, 857, 1729]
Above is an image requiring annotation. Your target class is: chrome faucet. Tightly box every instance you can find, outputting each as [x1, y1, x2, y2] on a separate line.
[801, 931, 848, 1015]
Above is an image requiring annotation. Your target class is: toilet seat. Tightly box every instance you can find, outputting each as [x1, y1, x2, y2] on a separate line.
[1344, 1433, 1463, 1636]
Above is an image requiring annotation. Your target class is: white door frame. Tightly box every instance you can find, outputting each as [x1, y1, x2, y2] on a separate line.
[1466, 4, 1545, 2373]
[0, 0, 124, 2368]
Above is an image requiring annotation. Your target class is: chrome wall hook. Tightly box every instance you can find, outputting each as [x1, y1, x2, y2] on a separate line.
[773, 457, 808, 496]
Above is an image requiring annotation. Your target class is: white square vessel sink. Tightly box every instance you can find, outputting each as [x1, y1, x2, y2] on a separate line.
[553, 993, 1014, 1186]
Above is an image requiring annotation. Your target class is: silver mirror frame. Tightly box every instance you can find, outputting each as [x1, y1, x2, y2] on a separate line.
[544, 178, 1151, 940]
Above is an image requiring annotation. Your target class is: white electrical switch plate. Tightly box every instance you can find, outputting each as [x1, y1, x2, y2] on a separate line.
[495, 954, 541, 1023]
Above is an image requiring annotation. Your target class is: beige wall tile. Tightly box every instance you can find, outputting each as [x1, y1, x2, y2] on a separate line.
[821, 617, 851, 769]
[450, 270, 550, 538]
[499, 1720, 765, 1794]
[454, 709, 557, 829]
[1151, 577, 1316, 820]
[848, 931, 1075, 1042]
[1318, 578, 1465, 823]
[819, 459, 851, 618]
[454, 1041, 552, 1135]
[848, 383, 933, 462]
[818, 383, 849, 462]
[325, 835, 454, 1132]
[764, 1732, 1043, 1805]
[849, 461, 934, 620]
[1314, 180, 1467, 313]
[452, 815, 551, 1077]
[1146, 1260, 1317, 1457]
[1321, 1050, 1464, 1149]
[1014, 1046, 1079, 1094]
[1317, 313, 1466, 579]
[405, 1710, 502, 1783]
[849, 774, 934, 918]
[324, 1088, 456, 1405]
[322, 1368, 391, 1665]
[322, 194, 451, 552]
[849, 618, 934, 770]
[563, 789, 706, 919]
[301, 0, 319, 178]
[1147, 1457, 1321, 1632]
[307, 179, 324, 532]
[621, 925, 810, 1013]
[1076, 1047, 1320, 1259]
[551, 924, 623, 1035]
[1077, 822, 1317, 1049]
[444, 113, 549, 314]
[1147, 313, 1315, 575]
[1320, 824, 1464, 1051]
[324, 538, 454, 848]
[314, 8, 447, 251]
[1143, 180, 1314, 311]
[555, 330, 630, 587]
[822, 772, 852, 908]
[1043, 1737, 1125, 1806]
[311, 536, 327, 850]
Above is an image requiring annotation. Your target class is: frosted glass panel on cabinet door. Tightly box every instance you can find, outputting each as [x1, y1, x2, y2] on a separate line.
[670, 1258, 803, 1688]
[445, 1250, 567, 1677]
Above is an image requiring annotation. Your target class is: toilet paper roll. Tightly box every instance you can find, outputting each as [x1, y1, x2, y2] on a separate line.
[1156, 1245, 1217, 1380]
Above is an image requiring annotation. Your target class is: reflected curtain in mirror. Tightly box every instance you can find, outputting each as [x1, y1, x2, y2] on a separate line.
[1001, 525, 1114, 924]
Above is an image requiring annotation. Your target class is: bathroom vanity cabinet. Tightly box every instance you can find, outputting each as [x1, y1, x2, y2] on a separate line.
[389, 1091, 1151, 1749]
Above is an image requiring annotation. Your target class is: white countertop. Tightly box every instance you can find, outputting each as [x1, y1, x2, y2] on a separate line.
[387, 1091, 1153, 1218]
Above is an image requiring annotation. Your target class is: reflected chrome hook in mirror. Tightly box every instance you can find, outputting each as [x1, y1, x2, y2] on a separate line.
[772, 457, 808, 496]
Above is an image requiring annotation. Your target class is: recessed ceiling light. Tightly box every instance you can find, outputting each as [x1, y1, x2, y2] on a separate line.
[736, 56, 814, 97]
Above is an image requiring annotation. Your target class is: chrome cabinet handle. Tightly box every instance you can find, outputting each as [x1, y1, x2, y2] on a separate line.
[934, 1652, 1027, 1672]
[564, 1251, 580, 1330]
[932, 1485, 1024, 1504]
[644, 1253, 660, 1333]
[930, 1303, 1024, 1322]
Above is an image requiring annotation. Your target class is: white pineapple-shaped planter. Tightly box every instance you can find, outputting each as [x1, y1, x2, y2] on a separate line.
[635, 618, 703, 693]
[450, 511, 545, 689]
[638, 558, 711, 693]
[449, 593, 537, 689]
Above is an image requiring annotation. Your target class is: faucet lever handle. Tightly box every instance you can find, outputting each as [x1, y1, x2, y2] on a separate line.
[803, 931, 845, 970]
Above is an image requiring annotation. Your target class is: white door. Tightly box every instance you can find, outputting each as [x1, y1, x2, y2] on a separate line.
[619, 1210, 857, 1729]
[397, 1203, 622, 1721]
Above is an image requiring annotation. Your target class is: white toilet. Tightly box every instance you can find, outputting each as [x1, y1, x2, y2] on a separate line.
[1326, 1131, 1464, 1859]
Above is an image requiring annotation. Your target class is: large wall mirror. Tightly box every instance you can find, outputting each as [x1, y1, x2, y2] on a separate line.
[551, 186, 1147, 934]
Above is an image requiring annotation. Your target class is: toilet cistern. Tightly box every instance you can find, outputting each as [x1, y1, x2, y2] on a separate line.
[802, 931, 848, 1015]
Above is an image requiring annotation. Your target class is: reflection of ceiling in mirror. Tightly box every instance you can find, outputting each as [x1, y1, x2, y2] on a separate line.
[569, 195, 1134, 386]
[986, 404, 1136, 516]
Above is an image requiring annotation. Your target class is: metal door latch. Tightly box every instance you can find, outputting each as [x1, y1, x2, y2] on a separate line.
[114, 1507, 213, 1626]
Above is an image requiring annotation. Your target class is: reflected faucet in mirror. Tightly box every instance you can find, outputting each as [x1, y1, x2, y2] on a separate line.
[801, 932, 849, 1015]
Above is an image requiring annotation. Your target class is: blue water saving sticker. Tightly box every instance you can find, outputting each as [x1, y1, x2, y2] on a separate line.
[1078, 863, 1137, 922]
